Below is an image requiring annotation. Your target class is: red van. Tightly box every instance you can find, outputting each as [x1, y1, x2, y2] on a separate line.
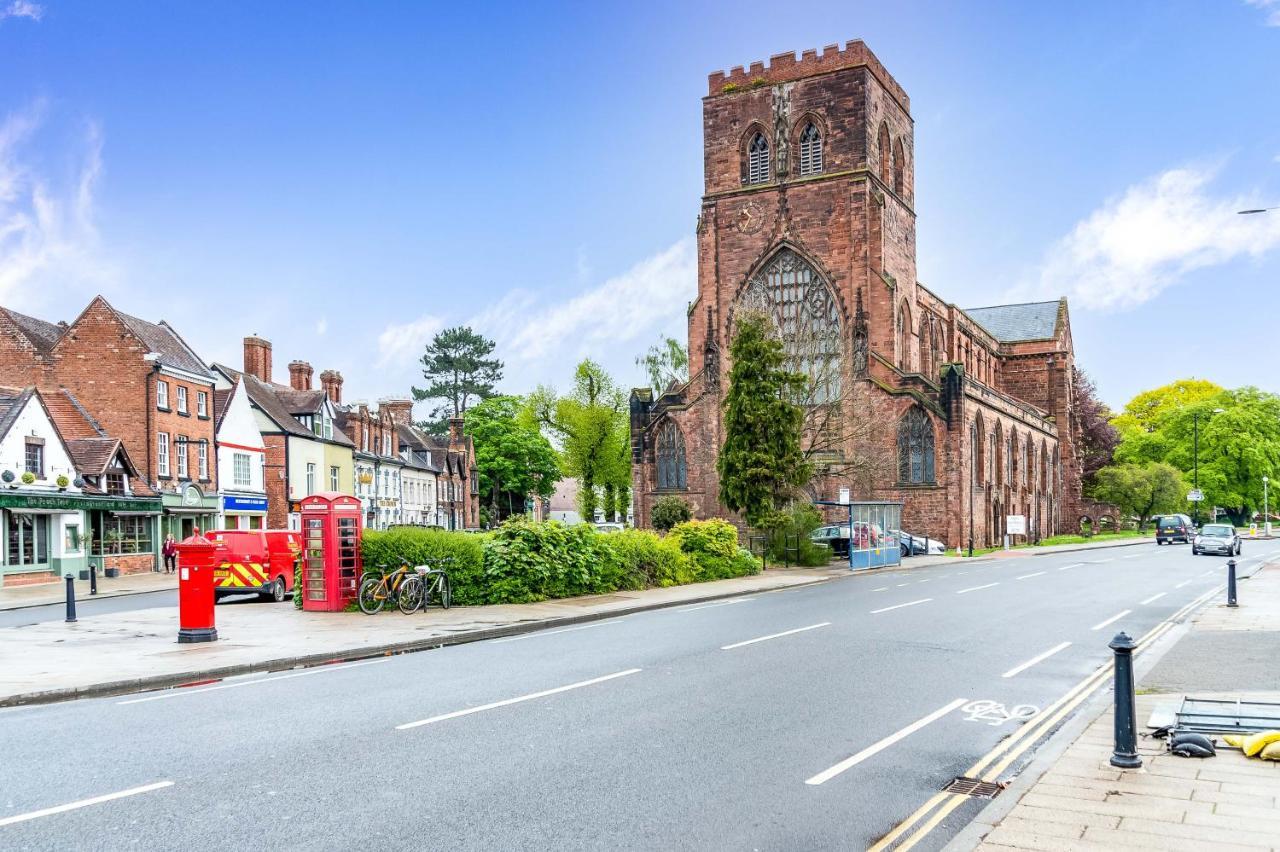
[206, 529, 303, 602]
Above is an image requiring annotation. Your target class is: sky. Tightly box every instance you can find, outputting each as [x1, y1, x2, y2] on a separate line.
[1, 0, 1279, 413]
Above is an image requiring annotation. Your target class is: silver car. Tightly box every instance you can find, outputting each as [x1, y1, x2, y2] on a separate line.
[1192, 523, 1240, 556]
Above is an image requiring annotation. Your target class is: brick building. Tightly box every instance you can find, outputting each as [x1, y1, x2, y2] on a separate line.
[630, 41, 1087, 549]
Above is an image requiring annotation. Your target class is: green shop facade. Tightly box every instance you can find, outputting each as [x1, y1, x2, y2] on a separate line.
[160, 482, 221, 543]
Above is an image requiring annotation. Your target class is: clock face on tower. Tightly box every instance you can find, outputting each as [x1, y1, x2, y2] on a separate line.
[736, 201, 763, 235]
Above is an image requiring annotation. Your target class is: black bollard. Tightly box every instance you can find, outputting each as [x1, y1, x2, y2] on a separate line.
[89, 564, 98, 596]
[64, 575, 77, 623]
[1227, 559, 1238, 608]
[1108, 631, 1142, 769]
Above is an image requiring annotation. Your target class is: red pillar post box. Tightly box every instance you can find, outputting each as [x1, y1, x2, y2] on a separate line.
[176, 529, 220, 643]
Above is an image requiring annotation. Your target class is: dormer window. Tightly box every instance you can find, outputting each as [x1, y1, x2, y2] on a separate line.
[799, 123, 822, 176]
[747, 133, 770, 184]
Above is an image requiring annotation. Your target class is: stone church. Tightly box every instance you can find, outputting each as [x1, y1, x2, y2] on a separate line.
[629, 40, 1087, 549]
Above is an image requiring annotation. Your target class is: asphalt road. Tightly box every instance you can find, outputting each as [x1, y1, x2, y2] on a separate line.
[2, 541, 1268, 851]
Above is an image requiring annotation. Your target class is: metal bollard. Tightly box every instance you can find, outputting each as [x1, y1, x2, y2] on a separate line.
[64, 575, 78, 624]
[1227, 558, 1238, 608]
[1108, 631, 1142, 769]
[89, 564, 98, 596]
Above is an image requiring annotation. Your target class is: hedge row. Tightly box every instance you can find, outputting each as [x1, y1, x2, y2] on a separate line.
[360, 517, 760, 606]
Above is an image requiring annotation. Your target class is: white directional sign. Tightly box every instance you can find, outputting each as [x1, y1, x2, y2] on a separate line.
[1188, 489, 1205, 502]
[1006, 515, 1026, 535]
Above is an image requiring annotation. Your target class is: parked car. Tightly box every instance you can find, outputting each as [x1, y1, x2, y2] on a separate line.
[1155, 514, 1195, 545]
[810, 525, 850, 558]
[206, 529, 302, 602]
[593, 522, 625, 534]
[892, 530, 947, 556]
[1192, 523, 1240, 556]
[810, 522, 889, 558]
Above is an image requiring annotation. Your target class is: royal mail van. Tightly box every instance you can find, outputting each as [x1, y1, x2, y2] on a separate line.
[206, 529, 303, 602]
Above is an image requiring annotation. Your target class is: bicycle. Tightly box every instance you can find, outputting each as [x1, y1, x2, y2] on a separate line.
[398, 556, 453, 613]
[357, 561, 415, 615]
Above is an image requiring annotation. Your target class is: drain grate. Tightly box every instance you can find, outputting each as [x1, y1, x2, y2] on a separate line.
[942, 776, 1002, 799]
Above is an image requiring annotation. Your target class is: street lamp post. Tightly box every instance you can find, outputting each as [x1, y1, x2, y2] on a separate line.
[1264, 475, 1270, 537]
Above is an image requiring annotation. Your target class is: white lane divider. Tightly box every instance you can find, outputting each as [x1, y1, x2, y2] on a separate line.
[1001, 641, 1072, 678]
[495, 621, 622, 643]
[1091, 609, 1132, 631]
[1140, 592, 1166, 605]
[0, 781, 174, 827]
[1122, 553, 1146, 560]
[805, 698, 968, 786]
[956, 583, 999, 595]
[1058, 563, 1084, 571]
[896, 583, 909, 588]
[1016, 571, 1046, 580]
[1199, 569, 1217, 577]
[116, 659, 389, 705]
[674, 598, 751, 613]
[870, 599, 932, 615]
[397, 668, 642, 730]
[721, 622, 831, 649]
[871, 587, 890, 592]
[1175, 579, 1192, 589]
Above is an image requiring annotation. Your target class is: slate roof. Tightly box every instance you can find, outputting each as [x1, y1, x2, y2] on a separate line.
[212, 364, 354, 446]
[963, 300, 1061, 343]
[0, 386, 35, 441]
[115, 310, 213, 378]
[0, 308, 65, 353]
[397, 423, 442, 473]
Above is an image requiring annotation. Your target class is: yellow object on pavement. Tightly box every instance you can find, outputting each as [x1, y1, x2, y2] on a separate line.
[1222, 734, 1246, 748]
[1261, 741, 1280, 761]
[1241, 730, 1280, 757]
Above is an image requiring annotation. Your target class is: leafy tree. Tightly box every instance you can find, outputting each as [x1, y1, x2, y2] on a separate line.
[1073, 367, 1120, 489]
[1111, 379, 1224, 436]
[411, 326, 503, 433]
[717, 312, 810, 529]
[650, 496, 693, 532]
[1089, 462, 1187, 530]
[636, 335, 689, 393]
[463, 396, 560, 524]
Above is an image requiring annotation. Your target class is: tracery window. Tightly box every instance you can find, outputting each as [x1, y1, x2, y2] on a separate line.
[735, 248, 842, 403]
[892, 138, 906, 195]
[897, 406, 935, 485]
[896, 301, 912, 371]
[747, 133, 770, 184]
[656, 421, 687, 490]
[798, 123, 822, 176]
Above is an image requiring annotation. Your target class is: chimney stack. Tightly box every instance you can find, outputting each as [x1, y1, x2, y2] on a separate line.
[320, 370, 343, 405]
[243, 336, 272, 383]
[288, 360, 313, 391]
[380, 398, 414, 426]
[448, 416, 464, 446]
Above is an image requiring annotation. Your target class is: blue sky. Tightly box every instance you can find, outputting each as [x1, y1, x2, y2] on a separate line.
[2, 0, 1278, 411]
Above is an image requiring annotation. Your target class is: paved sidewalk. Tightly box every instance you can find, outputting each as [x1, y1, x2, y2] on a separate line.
[963, 564, 1280, 851]
[0, 570, 175, 610]
[0, 566, 847, 707]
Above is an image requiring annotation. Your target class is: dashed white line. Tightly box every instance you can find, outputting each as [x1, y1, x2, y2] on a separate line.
[1140, 592, 1166, 605]
[956, 582, 999, 595]
[115, 659, 389, 704]
[1175, 579, 1192, 589]
[1002, 641, 1072, 678]
[1091, 609, 1132, 631]
[396, 669, 642, 729]
[674, 599, 750, 612]
[896, 583, 909, 588]
[805, 698, 968, 785]
[1199, 569, 1216, 577]
[721, 622, 831, 650]
[872, 587, 890, 592]
[1095, 558, 1115, 564]
[917, 579, 930, 584]
[0, 781, 174, 827]
[1122, 553, 1146, 560]
[1016, 571, 1046, 580]
[1058, 563, 1084, 571]
[871, 598, 932, 614]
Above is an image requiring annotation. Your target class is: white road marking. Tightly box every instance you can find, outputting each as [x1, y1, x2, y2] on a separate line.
[1199, 569, 1216, 577]
[870, 598, 932, 614]
[956, 583, 999, 595]
[1091, 609, 1132, 631]
[1095, 558, 1115, 564]
[1016, 571, 1045, 580]
[1140, 592, 1166, 605]
[116, 659, 389, 704]
[896, 583, 909, 587]
[396, 669, 642, 730]
[1122, 554, 1146, 560]
[871, 587, 890, 592]
[1058, 563, 1084, 571]
[957, 571, 968, 575]
[805, 698, 968, 785]
[494, 621, 621, 643]
[0, 781, 174, 827]
[1175, 579, 1192, 589]
[1002, 641, 1072, 678]
[674, 598, 750, 612]
[721, 622, 831, 650]
[917, 579, 930, 584]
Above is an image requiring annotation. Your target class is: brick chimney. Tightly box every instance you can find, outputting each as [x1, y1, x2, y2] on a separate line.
[243, 336, 272, 383]
[288, 360, 313, 391]
[380, 398, 414, 426]
[448, 416, 464, 447]
[320, 370, 343, 404]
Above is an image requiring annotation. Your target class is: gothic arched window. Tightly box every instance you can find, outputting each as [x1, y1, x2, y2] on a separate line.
[799, 123, 822, 176]
[974, 413, 986, 487]
[655, 421, 687, 490]
[1026, 435, 1036, 489]
[747, 132, 770, 185]
[892, 137, 906, 195]
[1041, 439, 1049, 492]
[897, 406, 935, 485]
[735, 248, 842, 403]
[878, 122, 891, 184]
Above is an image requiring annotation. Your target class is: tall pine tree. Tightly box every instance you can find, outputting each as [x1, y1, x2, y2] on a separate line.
[411, 326, 503, 434]
[717, 312, 810, 529]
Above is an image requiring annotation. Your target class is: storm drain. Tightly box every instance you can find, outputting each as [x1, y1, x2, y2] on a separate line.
[942, 776, 1002, 799]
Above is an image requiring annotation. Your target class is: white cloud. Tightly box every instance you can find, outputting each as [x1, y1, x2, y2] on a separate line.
[1031, 166, 1280, 311]
[0, 1, 43, 22]
[1245, 0, 1280, 26]
[376, 314, 444, 368]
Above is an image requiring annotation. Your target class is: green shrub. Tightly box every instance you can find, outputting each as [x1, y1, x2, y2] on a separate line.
[481, 517, 623, 603]
[651, 496, 693, 532]
[670, 518, 759, 581]
[603, 528, 695, 588]
[361, 527, 488, 605]
[766, 504, 830, 566]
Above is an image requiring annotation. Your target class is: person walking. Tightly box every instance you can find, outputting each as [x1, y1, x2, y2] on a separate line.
[162, 534, 178, 574]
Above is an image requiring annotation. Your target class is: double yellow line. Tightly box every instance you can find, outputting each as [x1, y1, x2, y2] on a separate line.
[868, 583, 1223, 852]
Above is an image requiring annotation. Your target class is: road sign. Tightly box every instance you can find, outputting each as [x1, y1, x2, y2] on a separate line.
[1187, 489, 1205, 502]
[1006, 515, 1026, 535]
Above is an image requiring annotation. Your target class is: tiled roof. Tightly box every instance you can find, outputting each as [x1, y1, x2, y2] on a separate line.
[963, 300, 1061, 343]
[65, 437, 122, 475]
[42, 389, 106, 441]
[212, 364, 353, 446]
[1, 308, 65, 353]
[115, 310, 213, 378]
[0, 386, 35, 442]
[213, 386, 233, 430]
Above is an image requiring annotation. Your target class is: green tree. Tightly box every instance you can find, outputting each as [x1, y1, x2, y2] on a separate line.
[1111, 379, 1224, 437]
[717, 312, 810, 529]
[463, 396, 560, 524]
[411, 326, 504, 434]
[650, 495, 693, 532]
[1089, 462, 1188, 531]
[636, 335, 689, 393]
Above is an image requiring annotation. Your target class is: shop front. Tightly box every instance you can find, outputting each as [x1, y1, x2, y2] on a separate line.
[220, 492, 268, 530]
[162, 483, 221, 541]
[0, 492, 87, 587]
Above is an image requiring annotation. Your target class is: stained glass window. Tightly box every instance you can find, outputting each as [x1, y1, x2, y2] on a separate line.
[897, 407, 935, 485]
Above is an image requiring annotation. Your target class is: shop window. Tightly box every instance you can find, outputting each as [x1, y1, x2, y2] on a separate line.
[157, 380, 169, 410]
[176, 386, 188, 415]
[92, 513, 153, 555]
[6, 511, 49, 566]
[65, 523, 82, 553]
[248, 516, 263, 530]
[105, 473, 127, 496]
[24, 439, 44, 478]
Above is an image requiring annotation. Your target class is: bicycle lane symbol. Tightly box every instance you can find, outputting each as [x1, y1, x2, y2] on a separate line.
[961, 700, 1039, 726]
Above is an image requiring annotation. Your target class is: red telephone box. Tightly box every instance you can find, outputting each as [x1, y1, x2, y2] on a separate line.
[300, 492, 364, 612]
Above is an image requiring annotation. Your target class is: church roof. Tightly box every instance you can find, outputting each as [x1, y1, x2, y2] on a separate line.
[963, 300, 1060, 343]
